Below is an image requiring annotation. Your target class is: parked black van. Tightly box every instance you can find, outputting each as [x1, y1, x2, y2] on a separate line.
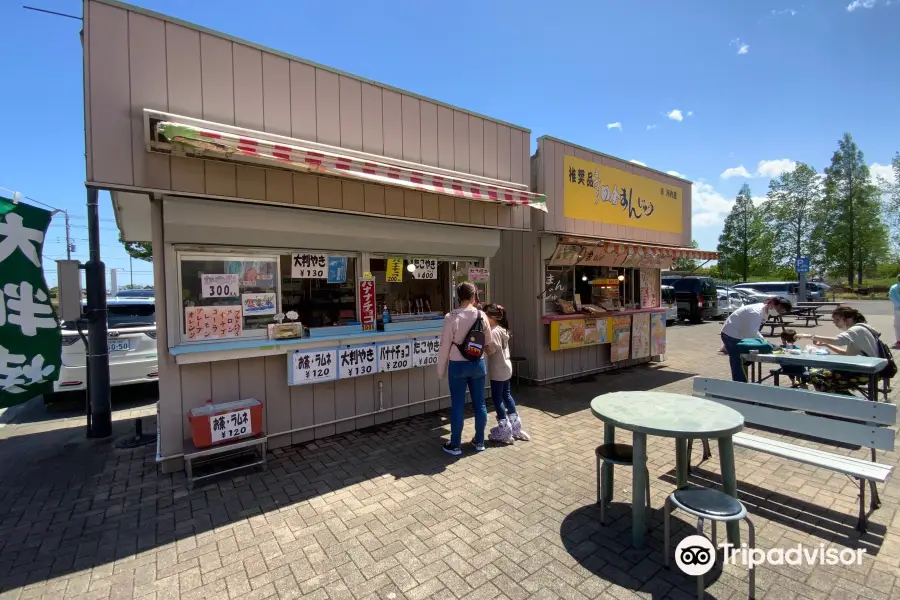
[661, 275, 718, 323]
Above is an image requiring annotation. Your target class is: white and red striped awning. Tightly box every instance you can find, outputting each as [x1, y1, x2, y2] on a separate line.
[153, 120, 547, 211]
[551, 239, 717, 268]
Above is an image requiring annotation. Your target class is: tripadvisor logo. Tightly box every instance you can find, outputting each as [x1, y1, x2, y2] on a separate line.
[675, 535, 865, 576]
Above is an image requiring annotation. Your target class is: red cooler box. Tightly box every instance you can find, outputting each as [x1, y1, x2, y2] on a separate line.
[188, 398, 264, 448]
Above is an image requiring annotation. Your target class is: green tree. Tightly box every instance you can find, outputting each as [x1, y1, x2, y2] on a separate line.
[717, 184, 772, 281]
[766, 163, 821, 269]
[815, 133, 886, 284]
[119, 233, 152, 262]
[879, 152, 900, 241]
[672, 239, 699, 272]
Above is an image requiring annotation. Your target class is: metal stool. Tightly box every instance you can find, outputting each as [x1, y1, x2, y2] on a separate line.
[510, 356, 528, 387]
[595, 444, 651, 527]
[665, 485, 756, 600]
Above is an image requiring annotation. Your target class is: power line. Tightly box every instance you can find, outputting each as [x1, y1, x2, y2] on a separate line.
[22, 5, 83, 21]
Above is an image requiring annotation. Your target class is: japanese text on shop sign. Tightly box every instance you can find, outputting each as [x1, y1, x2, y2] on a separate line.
[568, 165, 661, 221]
[291, 253, 328, 278]
[378, 342, 411, 372]
[210, 409, 252, 443]
[411, 258, 437, 280]
[386, 258, 404, 283]
[290, 349, 337, 384]
[468, 267, 489, 282]
[412, 337, 440, 367]
[200, 274, 239, 298]
[359, 278, 376, 331]
[185, 306, 242, 340]
[0, 198, 61, 406]
[339, 345, 377, 379]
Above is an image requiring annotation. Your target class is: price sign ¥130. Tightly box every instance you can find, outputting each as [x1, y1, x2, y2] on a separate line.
[338, 345, 378, 379]
[291, 253, 329, 279]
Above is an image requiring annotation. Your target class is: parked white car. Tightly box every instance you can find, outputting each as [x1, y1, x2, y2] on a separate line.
[661, 285, 678, 325]
[714, 288, 745, 319]
[733, 288, 771, 304]
[54, 298, 158, 393]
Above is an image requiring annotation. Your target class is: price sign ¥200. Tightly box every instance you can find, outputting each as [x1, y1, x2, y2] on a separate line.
[377, 342, 411, 372]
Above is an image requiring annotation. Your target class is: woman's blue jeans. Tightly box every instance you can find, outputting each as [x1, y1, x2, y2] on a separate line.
[721, 333, 747, 383]
[448, 359, 487, 447]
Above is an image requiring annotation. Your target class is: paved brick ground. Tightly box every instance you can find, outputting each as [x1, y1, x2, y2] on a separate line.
[0, 316, 898, 600]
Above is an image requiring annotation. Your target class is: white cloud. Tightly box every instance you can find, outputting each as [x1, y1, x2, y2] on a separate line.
[871, 162, 895, 184]
[847, 0, 876, 11]
[752, 195, 771, 207]
[629, 159, 647, 166]
[667, 109, 684, 122]
[730, 38, 750, 55]
[687, 111, 694, 117]
[756, 158, 797, 178]
[721, 165, 753, 179]
[607, 122, 622, 130]
[771, 8, 798, 16]
[667, 170, 687, 179]
[646, 124, 656, 130]
[692, 182, 734, 227]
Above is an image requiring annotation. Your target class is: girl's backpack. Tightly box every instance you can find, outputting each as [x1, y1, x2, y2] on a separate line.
[456, 312, 486, 361]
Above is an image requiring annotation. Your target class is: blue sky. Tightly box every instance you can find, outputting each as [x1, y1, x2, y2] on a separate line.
[1, 0, 898, 286]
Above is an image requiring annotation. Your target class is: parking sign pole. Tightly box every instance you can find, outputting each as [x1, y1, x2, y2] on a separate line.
[85, 187, 112, 438]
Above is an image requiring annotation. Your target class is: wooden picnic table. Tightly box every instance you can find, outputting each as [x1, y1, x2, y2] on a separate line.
[741, 352, 887, 401]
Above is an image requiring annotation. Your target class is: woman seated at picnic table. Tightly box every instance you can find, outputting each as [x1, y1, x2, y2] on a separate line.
[797, 306, 882, 394]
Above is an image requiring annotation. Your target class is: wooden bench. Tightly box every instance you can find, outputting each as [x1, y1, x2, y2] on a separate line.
[689, 377, 896, 533]
[787, 308, 821, 327]
[761, 316, 794, 337]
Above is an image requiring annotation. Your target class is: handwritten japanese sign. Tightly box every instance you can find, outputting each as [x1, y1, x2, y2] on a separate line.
[241, 292, 277, 316]
[0, 197, 61, 406]
[338, 344, 378, 379]
[210, 409, 252, 443]
[468, 267, 489, 282]
[359, 278, 376, 332]
[185, 306, 243, 340]
[201, 274, 239, 298]
[412, 337, 440, 367]
[327, 256, 347, 284]
[377, 341, 411, 372]
[289, 349, 337, 385]
[411, 258, 438, 280]
[291, 253, 328, 278]
[610, 315, 632, 362]
[650, 312, 666, 356]
[562, 155, 683, 234]
[386, 258, 404, 283]
[631, 312, 650, 359]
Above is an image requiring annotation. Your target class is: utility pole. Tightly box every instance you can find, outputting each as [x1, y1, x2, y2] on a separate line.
[85, 187, 111, 438]
[64, 211, 72, 260]
[130, 255, 134, 288]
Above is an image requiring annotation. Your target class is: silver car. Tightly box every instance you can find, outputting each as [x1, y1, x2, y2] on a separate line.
[715, 288, 745, 319]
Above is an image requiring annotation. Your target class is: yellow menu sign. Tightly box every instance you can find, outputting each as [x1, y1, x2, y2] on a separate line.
[386, 258, 404, 283]
[563, 155, 683, 234]
[549, 318, 610, 351]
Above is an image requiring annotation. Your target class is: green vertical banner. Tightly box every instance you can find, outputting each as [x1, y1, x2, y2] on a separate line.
[0, 197, 62, 407]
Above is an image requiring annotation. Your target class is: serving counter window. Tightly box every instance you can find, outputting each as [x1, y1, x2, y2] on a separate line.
[280, 253, 358, 328]
[543, 263, 644, 315]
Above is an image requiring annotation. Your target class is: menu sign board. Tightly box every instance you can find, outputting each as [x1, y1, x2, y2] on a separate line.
[210, 409, 251, 443]
[631, 312, 651, 359]
[412, 337, 440, 367]
[378, 341, 412, 372]
[201, 274, 240, 298]
[288, 349, 337, 385]
[339, 345, 378, 379]
[185, 306, 242, 340]
[651, 312, 666, 356]
[549, 318, 609, 351]
[386, 258, 404, 283]
[359, 278, 376, 332]
[291, 253, 328, 278]
[411, 258, 438, 280]
[468, 267, 489, 282]
[610, 315, 632, 362]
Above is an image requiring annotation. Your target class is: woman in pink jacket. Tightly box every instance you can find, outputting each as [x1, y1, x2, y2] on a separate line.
[436, 282, 495, 455]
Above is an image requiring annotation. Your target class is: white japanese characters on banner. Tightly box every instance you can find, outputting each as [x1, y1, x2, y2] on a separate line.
[338, 345, 378, 379]
[411, 258, 438, 280]
[377, 341, 412, 372]
[209, 409, 252, 443]
[291, 253, 329, 278]
[412, 337, 440, 367]
[201, 274, 240, 298]
[289, 349, 337, 385]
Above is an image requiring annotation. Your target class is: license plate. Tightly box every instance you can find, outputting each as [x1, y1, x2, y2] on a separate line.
[108, 340, 130, 352]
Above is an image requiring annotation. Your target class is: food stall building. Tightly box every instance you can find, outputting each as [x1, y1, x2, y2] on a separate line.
[82, 0, 546, 471]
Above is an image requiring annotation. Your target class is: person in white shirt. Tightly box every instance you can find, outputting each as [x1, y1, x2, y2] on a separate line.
[720, 296, 793, 382]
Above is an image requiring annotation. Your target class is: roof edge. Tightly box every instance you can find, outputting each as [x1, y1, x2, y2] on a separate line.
[88, 0, 531, 134]
[536, 135, 693, 184]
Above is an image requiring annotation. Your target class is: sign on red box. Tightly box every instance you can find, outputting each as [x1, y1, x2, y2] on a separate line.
[359, 278, 376, 331]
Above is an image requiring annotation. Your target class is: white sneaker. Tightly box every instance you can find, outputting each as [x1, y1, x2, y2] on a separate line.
[509, 413, 530, 441]
[488, 418, 514, 444]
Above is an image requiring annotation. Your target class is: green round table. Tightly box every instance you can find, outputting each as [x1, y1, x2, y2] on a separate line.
[590, 391, 745, 548]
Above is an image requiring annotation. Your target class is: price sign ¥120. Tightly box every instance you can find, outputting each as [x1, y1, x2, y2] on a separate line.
[210, 409, 252, 443]
[377, 342, 411, 372]
[289, 349, 337, 385]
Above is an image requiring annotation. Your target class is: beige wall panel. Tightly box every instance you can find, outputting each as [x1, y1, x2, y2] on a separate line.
[422, 193, 440, 221]
[238, 357, 267, 432]
[497, 124, 511, 182]
[469, 116, 484, 177]
[262, 53, 291, 137]
[265, 169, 293, 204]
[354, 377, 375, 430]
[128, 13, 170, 190]
[360, 83, 383, 155]
[264, 354, 292, 448]
[232, 45, 264, 130]
[315, 69, 341, 146]
[401, 96, 421, 162]
[384, 187, 405, 217]
[363, 184, 386, 214]
[236, 165, 266, 200]
[407, 367, 425, 417]
[453, 198, 470, 224]
[88, 2, 133, 185]
[390, 370, 410, 420]
[205, 160, 237, 197]
[180, 362, 211, 434]
[210, 360, 240, 403]
[339, 76, 363, 151]
[290, 383, 314, 445]
[483, 121, 498, 179]
[436, 106, 454, 170]
[289, 61, 317, 140]
[317, 176, 343, 210]
[170, 157, 205, 193]
[382, 89, 403, 160]
[313, 382, 336, 439]
[420, 101, 439, 168]
[343, 180, 366, 213]
[334, 378, 356, 435]
[438, 196, 455, 222]
[453, 111, 469, 173]
[293, 172, 319, 207]
[403, 190, 423, 219]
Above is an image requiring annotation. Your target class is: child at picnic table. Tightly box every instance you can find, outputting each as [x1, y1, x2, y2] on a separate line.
[777, 328, 809, 387]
